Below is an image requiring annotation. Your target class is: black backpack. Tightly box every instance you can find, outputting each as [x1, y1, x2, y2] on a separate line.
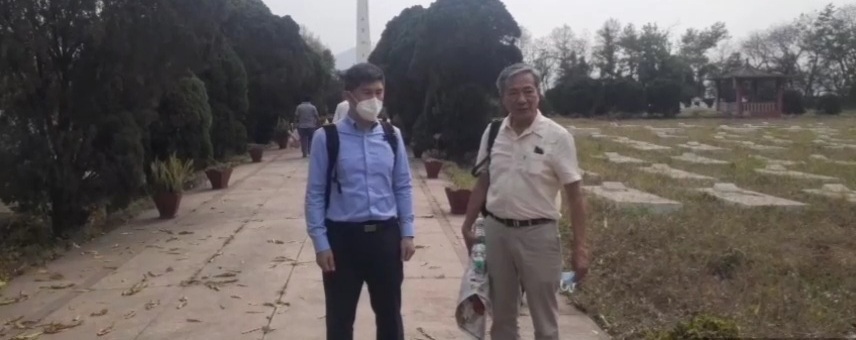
[470, 120, 503, 217]
[322, 122, 399, 210]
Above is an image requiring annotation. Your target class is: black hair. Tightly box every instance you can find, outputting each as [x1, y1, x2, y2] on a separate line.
[343, 63, 385, 91]
[302, 96, 312, 102]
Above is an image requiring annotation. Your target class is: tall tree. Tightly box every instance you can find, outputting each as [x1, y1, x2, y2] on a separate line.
[679, 22, 729, 97]
[594, 19, 622, 79]
[0, 0, 198, 234]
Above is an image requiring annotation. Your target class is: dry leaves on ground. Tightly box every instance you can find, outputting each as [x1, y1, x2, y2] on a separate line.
[10, 331, 43, 340]
[40, 283, 74, 290]
[144, 300, 160, 310]
[0, 292, 28, 306]
[96, 323, 114, 336]
[267, 239, 285, 245]
[90, 309, 108, 317]
[124, 311, 136, 319]
[43, 317, 83, 334]
[121, 276, 148, 296]
[177, 296, 188, 309]
[186, 319, 201, 323]
[178, 231, 194, 235]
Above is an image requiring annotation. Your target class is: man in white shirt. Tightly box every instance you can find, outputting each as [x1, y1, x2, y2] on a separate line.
[461, 63, 590, 340]
[332, 97, 349, 123]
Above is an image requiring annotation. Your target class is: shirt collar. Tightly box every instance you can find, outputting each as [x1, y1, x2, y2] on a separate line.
[501, 111, 546, 137]
[342, 114, 379, 132]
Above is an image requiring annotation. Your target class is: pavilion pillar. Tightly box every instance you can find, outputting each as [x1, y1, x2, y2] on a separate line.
[715, 79, 721, 113]
[734, 77, 743, 117]
[776, 79, 784, 117]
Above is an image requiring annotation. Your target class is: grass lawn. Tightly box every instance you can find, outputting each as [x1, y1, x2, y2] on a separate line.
[554, 116, 856, 338]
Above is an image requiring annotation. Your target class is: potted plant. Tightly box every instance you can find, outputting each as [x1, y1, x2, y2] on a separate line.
[423, 149, 445, 179]
[274, 120, 291, 150]
[248, 144, 264, 163]
[445, 166, 475, 215]
[205, 162, 234, 190]
[149, 155, 194, 219]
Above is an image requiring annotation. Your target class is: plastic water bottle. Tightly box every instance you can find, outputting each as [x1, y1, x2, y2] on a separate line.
[473, 220, 486, 244]
[471, 244, 486, 275]
[560, 271, 576, 293]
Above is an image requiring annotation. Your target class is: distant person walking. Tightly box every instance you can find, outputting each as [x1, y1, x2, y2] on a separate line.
[461, 63, 590, 340]
[305, 62, 416, 340]
[332, 96, 350, 123]
[296, 97, 321, 158]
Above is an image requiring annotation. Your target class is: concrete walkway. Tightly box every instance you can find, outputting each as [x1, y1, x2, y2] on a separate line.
[0, 148, 606, 340]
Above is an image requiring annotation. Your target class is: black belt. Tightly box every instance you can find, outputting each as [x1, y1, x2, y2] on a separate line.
[486, 211, 553, 228]
[326, 218, 397, 233]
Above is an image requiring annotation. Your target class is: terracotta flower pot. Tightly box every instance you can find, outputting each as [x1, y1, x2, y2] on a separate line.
[276, 136, 289, 149]
[152, 192, 182, 219]
[205, 168, 233, 190]
[249, 148, 263, 163]
[424, 160, 443, 179]
[445, 187, 472, 215]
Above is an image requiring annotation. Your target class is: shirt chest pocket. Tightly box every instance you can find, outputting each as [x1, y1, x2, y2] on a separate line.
[525, 142, 554, 176]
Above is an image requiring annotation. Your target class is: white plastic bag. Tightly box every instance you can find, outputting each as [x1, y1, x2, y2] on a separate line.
[456, 218, 491, 339]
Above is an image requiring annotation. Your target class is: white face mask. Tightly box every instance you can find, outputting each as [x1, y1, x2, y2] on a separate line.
[355, 97, 383, 122]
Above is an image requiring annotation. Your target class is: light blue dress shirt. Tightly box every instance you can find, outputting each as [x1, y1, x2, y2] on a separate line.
[305, 116, 415, 253]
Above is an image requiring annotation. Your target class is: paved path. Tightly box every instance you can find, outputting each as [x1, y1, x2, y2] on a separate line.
[0, 148, 606, 340]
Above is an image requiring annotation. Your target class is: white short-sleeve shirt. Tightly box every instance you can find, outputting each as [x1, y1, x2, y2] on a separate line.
[476, 112, 582, 220]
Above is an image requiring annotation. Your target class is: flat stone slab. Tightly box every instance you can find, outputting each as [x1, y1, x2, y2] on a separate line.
[719, 125, 759, 133]
[823, 143, 856, 150]
[639, 164, 716, 180]
[655, 131, 687, 139]
[567, 126, 601, 136]
[751, 155, 802, 166]
[698, 183, 806, 208]
[761, 134, 793, 145]
[810, 154, 856, 166]
[583, 182, 682, 214]
[755, 164, 840, 181]
[599, 152, 646, 164]
[678, 141, 726, 152]
[733, 141, 786, 151]
[678, 123, 700, 128]
[803, 184, 856, 203]
[672, 152, 728, 165]
[645, 126, 684, 134]
[613, 137, 671, 151]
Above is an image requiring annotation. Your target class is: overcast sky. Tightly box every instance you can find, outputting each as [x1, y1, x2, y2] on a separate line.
[266, 0, 847, 55]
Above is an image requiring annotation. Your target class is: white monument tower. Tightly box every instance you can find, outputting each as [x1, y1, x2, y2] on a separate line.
[356, 0, 371, 63]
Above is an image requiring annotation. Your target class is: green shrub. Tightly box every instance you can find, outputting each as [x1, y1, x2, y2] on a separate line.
[816, 94, 842, 115]
[605, 78, 647, 114]
[201, 41, 250, 160]
[440, 84, 494, 161]
[646, 78, 683, 118]
[150, 74, 214, 166]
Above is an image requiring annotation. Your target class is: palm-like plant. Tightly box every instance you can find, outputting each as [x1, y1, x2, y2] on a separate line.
[149, 154, 194, 193]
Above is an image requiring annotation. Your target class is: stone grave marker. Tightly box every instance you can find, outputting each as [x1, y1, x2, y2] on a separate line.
[734, 141, 786, 151]
[678, 123, 700, 128]
[719, 125, 759, 134]
[599, 152, 646, 164]
[655, 131, 687, 139]
[751, 155, 802, 166]
[697, 183, 806, 209]
[645, 126, 684, 134]
[809, 154, 856, 166]
[678, 141, 726, 152]
[568, 126, 601, 136]
[755, 164, 840, 181]
[672, 152, 728, 165]
[639, 164, 716, 180]
[761, 134, 793, 145]
[584, 182, 682, 213]
[613, 137, 672, 151]
[803, 184, 856, 203]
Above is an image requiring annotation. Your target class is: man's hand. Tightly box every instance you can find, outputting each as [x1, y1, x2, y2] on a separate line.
[571, 244, 590, 283]
[316, 250, 335, 272]
[461, 224, 476, 254]
[401, 237, 416, 262]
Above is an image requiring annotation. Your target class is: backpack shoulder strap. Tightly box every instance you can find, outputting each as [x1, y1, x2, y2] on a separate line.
[380, 121, 398, 166]
[323, 124, 339, 211]
[471, 120, 503, 177]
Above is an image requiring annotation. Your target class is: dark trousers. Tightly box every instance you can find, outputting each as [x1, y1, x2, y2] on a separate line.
[298, 127, 315, 157]
[324, 219, 404, 340]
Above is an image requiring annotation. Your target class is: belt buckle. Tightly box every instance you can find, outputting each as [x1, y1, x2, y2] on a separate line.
[364, 224, 378, 232]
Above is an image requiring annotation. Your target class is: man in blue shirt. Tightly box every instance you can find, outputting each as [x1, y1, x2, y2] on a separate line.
[304, 63, 416, 340]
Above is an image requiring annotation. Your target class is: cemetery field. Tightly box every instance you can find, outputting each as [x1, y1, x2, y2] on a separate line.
[555, 116, 856, 338]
